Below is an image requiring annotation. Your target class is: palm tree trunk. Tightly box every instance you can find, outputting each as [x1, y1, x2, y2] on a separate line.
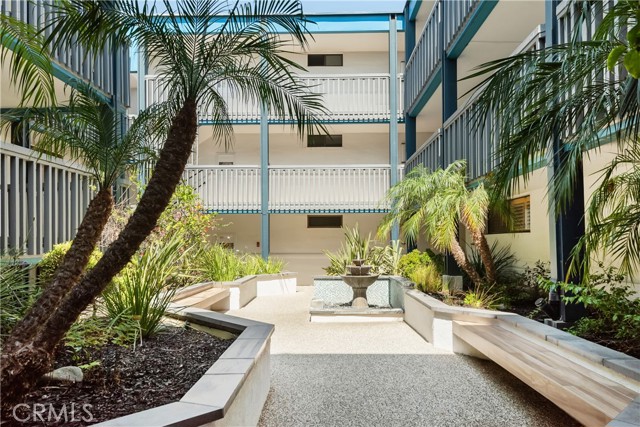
[0, 99, 198, 407]
[2, 188, 113, 355]
[449, 238, 484, 286]
[471, 229, 497, 284]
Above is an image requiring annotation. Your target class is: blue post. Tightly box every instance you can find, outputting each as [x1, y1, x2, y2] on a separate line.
[389, 14, 400, 242]
[545, 0, 585, 322]
[260, 103, 270, 260]
[404, 6, 417, 163]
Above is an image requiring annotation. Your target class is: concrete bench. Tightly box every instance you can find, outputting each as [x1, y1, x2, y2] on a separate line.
[453, 320, 639, 426]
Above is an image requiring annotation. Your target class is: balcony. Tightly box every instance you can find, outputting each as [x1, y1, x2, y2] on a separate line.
[0, 142, 94, 257]
[145, 73, 403, 124]
[182, 164, 404, 214]
[0, 0, 129, 103]
[406, 26, 545, 181]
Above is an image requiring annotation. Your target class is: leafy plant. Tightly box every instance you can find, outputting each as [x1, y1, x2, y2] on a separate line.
[539, 266, 640, 341]
[199, 244, 244, 282]
[38, 242, 102, 285]
[369, 240, 404, 276]
[398, 249, 443, 278]
[103, 236, 188, 338]
[241, 254, 285, 276]
[466, 242, 518, 287]
[0, 258, 39, 336]
[410, 264, 442, 294]
[463, 283, 501, 310]
[63, 316, 140, 360]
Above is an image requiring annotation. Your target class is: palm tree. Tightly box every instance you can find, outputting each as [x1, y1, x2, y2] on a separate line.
[379, 161, 496, 286]
[466, 1, 640, 277]
[0, 89, 160, 354]
[0, 0, 325, 405]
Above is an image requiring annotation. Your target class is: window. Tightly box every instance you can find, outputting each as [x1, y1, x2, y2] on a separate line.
[307, 135, 342, 148]
[487, 196, 531, 234]
[10, 121, 30, 148]
[308, 54, 343, 67]
[219, 161, 234, 165]
[308, 215, 343, 228]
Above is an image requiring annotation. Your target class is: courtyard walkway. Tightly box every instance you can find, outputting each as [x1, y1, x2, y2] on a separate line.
[227, 287, 580, 427]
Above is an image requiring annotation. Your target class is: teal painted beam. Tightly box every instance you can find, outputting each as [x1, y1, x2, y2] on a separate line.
[260, 103, 270, 260]
[389, 15, 400, 242]
[407, 66, 442, 117]
[408, 0, 422, 20]
[447, 0, 498, 59]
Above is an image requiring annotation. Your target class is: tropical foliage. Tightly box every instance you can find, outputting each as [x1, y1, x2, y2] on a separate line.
[1, 0, 325, 405]
[38, 242, 103, 285]
[467, 1, 640, 277]
[0, 259, 39, 337]
[379, 161, 496, 286]
[198, 244, 285, 282]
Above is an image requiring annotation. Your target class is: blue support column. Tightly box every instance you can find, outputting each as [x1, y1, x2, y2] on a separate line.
[441, 3, 460, 275]
[545, 0, 585, 322]
[404, 7, 417, 163]
[260, 104, 270, 260]
[389, 14, 400, 242]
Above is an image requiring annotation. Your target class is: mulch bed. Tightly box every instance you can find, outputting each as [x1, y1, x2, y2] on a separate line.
[4, 326, 234, 426]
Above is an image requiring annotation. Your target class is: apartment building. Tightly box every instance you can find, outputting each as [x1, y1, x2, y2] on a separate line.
[0, 0, 130, 262]
[401, 0, 628, 298]
[132, 12, 406, 284]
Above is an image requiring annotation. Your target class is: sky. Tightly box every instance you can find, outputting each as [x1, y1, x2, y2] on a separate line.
[301, 0, 405, 14]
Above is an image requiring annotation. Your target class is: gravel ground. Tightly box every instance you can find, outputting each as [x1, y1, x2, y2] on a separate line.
[227, 286, 581, 427]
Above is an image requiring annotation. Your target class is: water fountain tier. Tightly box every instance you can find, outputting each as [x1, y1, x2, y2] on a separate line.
[341, 259, 379, 308]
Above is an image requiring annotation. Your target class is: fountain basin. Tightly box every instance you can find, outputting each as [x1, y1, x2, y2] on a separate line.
[341, 274, 379, 308]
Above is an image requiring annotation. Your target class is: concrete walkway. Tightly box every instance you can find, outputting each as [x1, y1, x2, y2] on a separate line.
[227, 287, 580, 427]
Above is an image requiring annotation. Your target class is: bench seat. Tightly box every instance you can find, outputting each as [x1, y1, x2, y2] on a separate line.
[172, 287, 230, 310]
[453, 321, 639, 427]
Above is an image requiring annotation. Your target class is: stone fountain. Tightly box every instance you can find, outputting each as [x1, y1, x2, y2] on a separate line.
[341, 259, 379, 308]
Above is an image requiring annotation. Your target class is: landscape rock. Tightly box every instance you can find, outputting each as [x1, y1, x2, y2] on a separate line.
[43, 366, 83, 383]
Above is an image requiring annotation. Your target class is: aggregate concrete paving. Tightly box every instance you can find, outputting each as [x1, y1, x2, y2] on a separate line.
[227, 286, 581, 427]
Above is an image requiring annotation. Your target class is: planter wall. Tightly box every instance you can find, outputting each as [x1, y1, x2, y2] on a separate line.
[96, 309, 274, 427]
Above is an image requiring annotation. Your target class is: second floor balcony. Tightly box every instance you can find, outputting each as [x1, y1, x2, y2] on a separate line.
[182, 164, 404, 214]
[145, 73, 403, 124]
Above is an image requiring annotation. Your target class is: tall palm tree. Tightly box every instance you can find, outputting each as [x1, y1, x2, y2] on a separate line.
[0, 0, 325, 405]
[379, 161, 495, 286]
[466, 1, 640, 277]
[0, 89, 160, 354]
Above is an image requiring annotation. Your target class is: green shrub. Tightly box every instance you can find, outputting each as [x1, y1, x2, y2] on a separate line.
[410, 264, 441, 294]
[323, 226, 402, 275]
[463, 283, 501, 309]
[198, 244, 243, 281]
[398, 249, 442, 278]
[241, 254, 285, 276]
[465, 241, 518, 286]
[38, 241, 102, 285]
[539, 266, 640, 341]
[0, 258, 39, 336]
[63, 316, 140, 357]
[103, 236, 187, 338]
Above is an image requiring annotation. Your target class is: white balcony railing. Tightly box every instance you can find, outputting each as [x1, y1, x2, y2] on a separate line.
[0, 142, 95, 256]
[146, 74, 403, 123]
[182, 164, 404, 213]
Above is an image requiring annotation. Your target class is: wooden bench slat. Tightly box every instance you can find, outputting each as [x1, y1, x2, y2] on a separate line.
[454, 321, 638, 426]
[173, 288, 229, 309]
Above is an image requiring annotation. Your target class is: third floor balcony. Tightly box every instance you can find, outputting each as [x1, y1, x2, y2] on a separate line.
[145, 73, 403, 124]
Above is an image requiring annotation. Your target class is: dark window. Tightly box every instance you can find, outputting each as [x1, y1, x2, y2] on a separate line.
[10, 121, 30, 148]
[308, 135, 342, 148]
[308, 54, 343, 67]
[487, 196, 531, 234]
[308, 215, 343, 228]
[219, 161, 234, 165]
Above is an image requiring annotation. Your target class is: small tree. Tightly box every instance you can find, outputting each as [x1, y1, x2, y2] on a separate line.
[379, 161, 496, 286]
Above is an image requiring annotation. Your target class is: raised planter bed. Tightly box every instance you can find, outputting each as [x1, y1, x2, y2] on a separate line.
[96, 308, 274, 427]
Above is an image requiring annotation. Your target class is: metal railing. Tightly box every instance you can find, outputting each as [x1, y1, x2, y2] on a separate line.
[404, 0, 442, 113]
[146, 73, 403, 123]
[443, 0, 481, 52]
[0, 0, 129, 104]
[0, 142, 94, 256]
[182, 164, 404, 213]
[406, 26, 546, 181]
